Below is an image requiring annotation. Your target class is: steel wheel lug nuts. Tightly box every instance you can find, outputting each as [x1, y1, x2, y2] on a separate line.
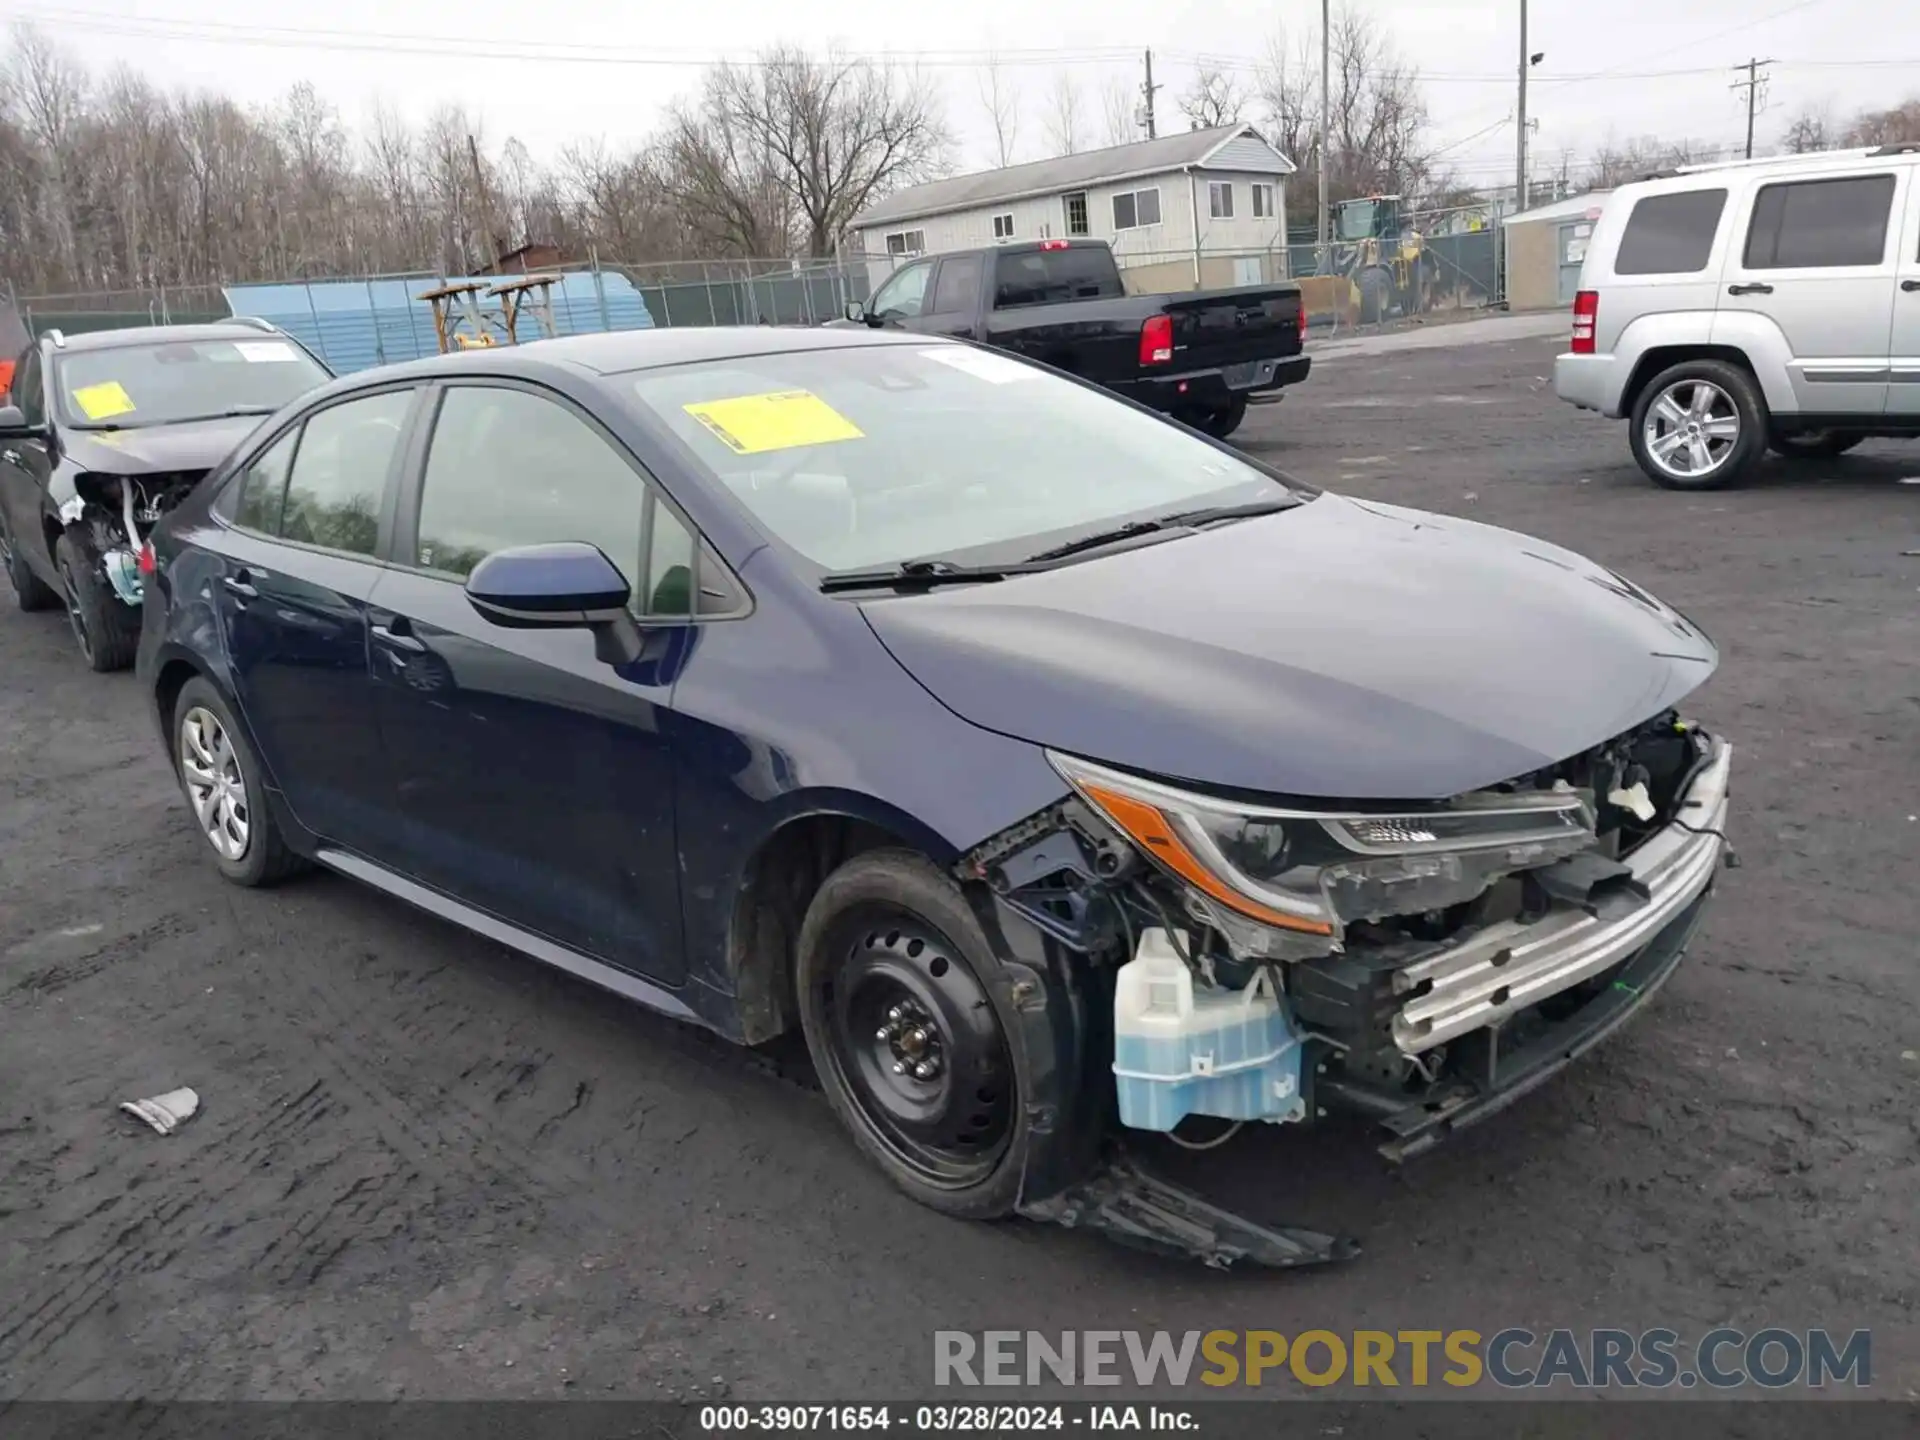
[875, 1026, 890, 1040]
[914, 1062, 935, 1080]
[891, 1061, 906, 1075]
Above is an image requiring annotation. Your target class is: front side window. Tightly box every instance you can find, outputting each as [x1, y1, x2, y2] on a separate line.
[931, 255, 982, 314]
[1743, 174, 1896, 270]
[277, 389, 412, 556]
[50, 336, 329, 431]
[869, 262, 932, 320]
[1615, 189, 1728, 275]
[1209, 182, 1234, 220]
[1112, 188, 1163, 231]
[413, 384, 701, 617]
[633, 345, 1299, 575]
[231, 428, 299, 534]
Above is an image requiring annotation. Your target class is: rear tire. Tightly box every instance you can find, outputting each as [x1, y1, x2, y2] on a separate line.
[170, 675, 304, 887]
[796, 849, 1028, 1220]
[54, 531, 139, 671]
[1769, 431, 1865, 460]
[1628, 360, 1767, 491]
[1197, 395, 1249, 439]
[1, 515, 59, 612]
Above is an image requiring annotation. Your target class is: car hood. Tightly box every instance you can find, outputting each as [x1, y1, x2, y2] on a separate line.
[63, 415, 264, 475]
[858, 493, 1719, 801]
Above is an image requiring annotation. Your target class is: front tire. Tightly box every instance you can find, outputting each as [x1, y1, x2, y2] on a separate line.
[1629, 360, 1767, 491]
[1, 515, 59, 612]
[54, 531, 139, 671]
[796, 850, 1028, 1219]
[1769, 431, 1865, 460]
[170, 676, 303, 886]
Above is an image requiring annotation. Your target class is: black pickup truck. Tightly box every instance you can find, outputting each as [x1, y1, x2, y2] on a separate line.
[836, 239, 1309, 438]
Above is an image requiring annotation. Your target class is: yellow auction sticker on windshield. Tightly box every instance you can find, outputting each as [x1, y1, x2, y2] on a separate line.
[682, 390, 863, 455]
[71, 381, 137, 421]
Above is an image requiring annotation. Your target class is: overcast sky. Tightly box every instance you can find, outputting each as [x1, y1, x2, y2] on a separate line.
[4, 0, 1914, 188]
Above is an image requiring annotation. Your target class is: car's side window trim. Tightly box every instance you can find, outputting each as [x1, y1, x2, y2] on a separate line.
[392, 376, 751, 624]
[215, 382, 427, 566]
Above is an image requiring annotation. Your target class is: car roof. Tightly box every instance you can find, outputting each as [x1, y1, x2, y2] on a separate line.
[324, 325, 947, 388]
[46, 321, 287, 354]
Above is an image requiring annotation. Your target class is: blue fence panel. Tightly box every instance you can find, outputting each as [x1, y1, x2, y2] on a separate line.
[221, 273, 656, 376]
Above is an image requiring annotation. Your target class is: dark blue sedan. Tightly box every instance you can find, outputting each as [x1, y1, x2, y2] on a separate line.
[138, 327, 1733, 1265]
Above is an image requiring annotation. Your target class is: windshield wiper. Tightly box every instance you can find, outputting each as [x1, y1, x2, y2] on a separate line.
[169, 405, 280, 423]
[1023, 497, 1298, 565]
[819, 558, 1031, 594]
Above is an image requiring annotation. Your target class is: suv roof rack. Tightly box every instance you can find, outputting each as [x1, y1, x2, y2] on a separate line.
[224, 315, 278, 333]
[1869, 142, 1920, 157]
[44, 328, 66, 348]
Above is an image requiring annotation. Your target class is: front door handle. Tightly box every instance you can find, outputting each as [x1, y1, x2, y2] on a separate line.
[1902, 279, 1920, 293]
[1, 449, 19, 466]
[1727, 282, 1774, 296]
[371, 622, 426, 654]
[222, 574, 258, 599]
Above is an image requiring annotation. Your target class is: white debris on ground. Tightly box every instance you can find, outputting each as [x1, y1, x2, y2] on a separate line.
[120, 1088, 199, 1136]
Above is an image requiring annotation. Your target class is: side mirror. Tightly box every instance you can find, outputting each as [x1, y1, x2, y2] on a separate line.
[465, 542, 643, 666]
[844, 300, 867, 324]
[0, 403, 33, 437]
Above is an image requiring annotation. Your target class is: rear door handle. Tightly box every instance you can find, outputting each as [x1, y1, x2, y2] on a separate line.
[1902, 279, 1920, 293]
[222, 573, 258, 599]
[1727, 282, 1774, 296]
[371, 622, 426, 654]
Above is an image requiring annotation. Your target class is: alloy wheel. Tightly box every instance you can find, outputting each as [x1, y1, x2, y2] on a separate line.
[819, 915, 1015, 1189]
[179, 706, 251, 861]
[1642, 379, 1740, 482]
[56, 556, 93, 662]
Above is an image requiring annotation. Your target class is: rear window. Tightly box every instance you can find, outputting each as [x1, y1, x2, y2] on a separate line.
[992, 248, 1125, 309]
[1742, 174, 1896, 269]
[1614, 189, 1727, 275]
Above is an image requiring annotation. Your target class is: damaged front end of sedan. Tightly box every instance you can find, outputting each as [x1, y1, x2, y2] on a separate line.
[955, 711, 1735, 1269]
[58, 469, 203, 608]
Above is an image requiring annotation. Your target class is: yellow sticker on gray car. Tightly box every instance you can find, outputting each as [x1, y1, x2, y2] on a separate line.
[682, 390, 864, 455]
[71, 381, 137, 421]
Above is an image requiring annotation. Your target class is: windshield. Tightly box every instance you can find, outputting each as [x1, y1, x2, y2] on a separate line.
[629, 343, 1300, 573]
[52, 336, 329, 430]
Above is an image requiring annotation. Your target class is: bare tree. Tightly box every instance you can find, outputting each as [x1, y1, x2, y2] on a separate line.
[1178, 67, 1245, 132]
[1780, 103, 1834, 154]
[976, 52, 1021, 167]
[1097, 76, 1137, 148]
[1254, 7, 1432, 207]
[1844, 97, 1920, 147]
[1043, 72, 1084, 157]
[675, 48, 950, 258]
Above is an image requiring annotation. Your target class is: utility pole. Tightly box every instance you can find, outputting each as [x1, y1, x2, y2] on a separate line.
[1141, 49, 1160, 139]
[1317, 0, 1330, 259]
[1514, 0, 1529, 215]
[1732, 58, 1774, 159]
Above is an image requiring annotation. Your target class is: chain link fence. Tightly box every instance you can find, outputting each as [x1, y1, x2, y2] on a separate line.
[6, 205, 1503, 350]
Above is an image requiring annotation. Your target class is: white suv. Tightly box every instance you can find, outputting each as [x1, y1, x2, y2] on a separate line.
[1555, 144, 1920, 489]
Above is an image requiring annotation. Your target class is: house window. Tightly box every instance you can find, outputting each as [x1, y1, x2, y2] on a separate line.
[1209, 182, 1234, 219]
[884, 230, 925, 256]
[992, 213, 1015, 240]
[1111, 188, 1163, 231]
[1252, 183, 1275, 219]
[1063, 192, 1090, 237]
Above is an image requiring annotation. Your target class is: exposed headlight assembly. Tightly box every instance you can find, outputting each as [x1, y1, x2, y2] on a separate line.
[1049, 752, 1597, 959]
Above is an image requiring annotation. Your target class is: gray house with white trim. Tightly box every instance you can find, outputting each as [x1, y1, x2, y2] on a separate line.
[849, 125, 1296, 295]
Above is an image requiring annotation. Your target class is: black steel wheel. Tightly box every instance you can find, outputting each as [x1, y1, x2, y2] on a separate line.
[797, 850, 1027, 1218]
[54, 531, 139, 672]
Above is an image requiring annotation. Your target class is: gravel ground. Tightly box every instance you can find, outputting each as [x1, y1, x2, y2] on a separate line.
[2, 327, 1917, 1401]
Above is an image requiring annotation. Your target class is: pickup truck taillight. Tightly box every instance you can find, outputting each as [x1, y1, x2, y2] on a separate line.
[1296, 293, 1308, 338]
[1139, 314, 1174, 366]
[1570, 290, 1598, 354]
